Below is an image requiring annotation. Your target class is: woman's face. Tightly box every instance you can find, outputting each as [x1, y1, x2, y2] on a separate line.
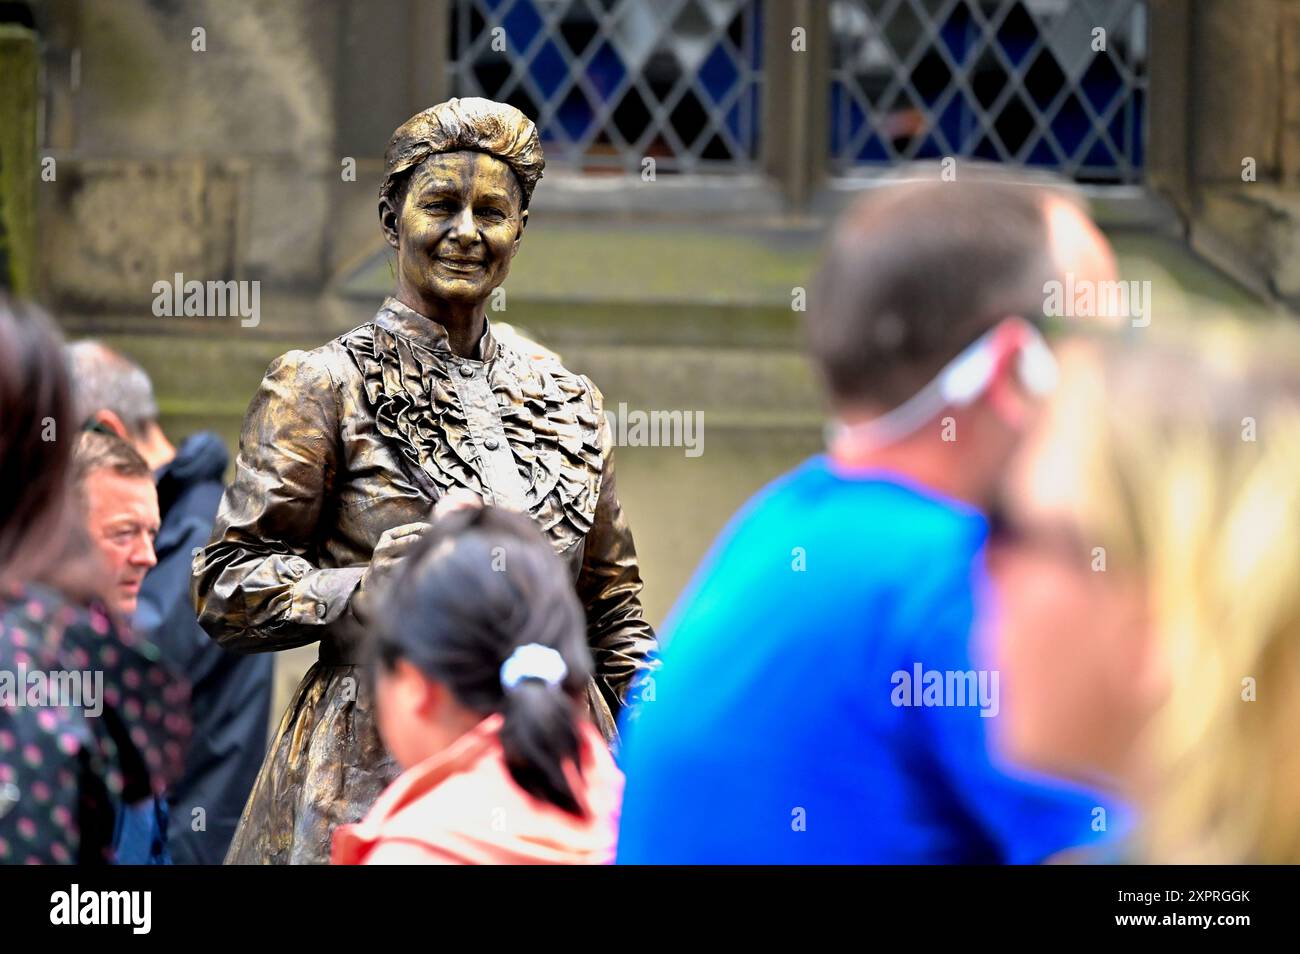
[374, 661, 433, 771]
[985, 344, 1161, 792]
[385, 150, 526, 306]
[375, 660, 482, 771]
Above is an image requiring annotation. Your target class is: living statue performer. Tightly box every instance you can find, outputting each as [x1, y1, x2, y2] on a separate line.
[192, 98, 658, 865]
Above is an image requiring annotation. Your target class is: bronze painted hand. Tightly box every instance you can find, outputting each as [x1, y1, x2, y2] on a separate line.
[351, 521, 431, 631]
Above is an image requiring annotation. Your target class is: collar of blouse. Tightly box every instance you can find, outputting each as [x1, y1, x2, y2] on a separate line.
[375, 296, 498, 363]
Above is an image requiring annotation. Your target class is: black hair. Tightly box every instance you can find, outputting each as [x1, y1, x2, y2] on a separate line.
[370, 505, 595, 816]
[0, 292, 77, 589]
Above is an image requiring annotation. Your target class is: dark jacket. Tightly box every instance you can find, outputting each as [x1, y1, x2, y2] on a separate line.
[136, 431, 273, 865]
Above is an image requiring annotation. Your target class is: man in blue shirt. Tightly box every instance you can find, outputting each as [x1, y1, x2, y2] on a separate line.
[617, 177, 1124, 863]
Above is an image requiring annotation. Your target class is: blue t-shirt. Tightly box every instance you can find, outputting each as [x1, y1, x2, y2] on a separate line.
[616, 456, 1121, 864]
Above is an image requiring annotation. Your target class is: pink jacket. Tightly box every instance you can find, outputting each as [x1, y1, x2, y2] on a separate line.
[332, 713, 623, 865]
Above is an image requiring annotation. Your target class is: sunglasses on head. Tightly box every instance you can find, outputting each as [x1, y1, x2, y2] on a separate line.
[828, 316, 1059, 452]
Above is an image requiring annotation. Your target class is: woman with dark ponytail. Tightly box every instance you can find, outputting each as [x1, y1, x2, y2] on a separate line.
[332, 505, 623, 864]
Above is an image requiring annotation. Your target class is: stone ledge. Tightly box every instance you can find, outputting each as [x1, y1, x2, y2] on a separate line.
[1190, 186, 1300, 310]
[77, 331, 823, 425]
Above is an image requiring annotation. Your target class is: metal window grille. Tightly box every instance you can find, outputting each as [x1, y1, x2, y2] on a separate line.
[829, 0, 1148, 183]
[449, 0, 763, 174]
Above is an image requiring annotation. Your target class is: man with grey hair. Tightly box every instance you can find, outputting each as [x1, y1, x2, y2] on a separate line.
[67, 340, 176, 471]
[66, 340, 273, 866]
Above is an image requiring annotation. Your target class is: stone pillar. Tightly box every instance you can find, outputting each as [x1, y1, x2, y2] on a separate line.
[1145, 0, 1192, 210]
[1192, 0, 1283, 185]
[0, 24, 38, 296]
[1282, 2, 1300, 186]
[762, 0, 829, 210]
[1152, 0, 1300, 309]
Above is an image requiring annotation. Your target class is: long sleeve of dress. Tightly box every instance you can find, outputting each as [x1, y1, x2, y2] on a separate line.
[575, 384, 660, 717]
[192, 351, 365, 654]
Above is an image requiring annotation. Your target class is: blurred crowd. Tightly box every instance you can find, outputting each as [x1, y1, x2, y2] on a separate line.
[2, 172, 1298, 865]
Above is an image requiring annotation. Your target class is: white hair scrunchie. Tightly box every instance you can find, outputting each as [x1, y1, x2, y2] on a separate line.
[499, 643, 568, 692]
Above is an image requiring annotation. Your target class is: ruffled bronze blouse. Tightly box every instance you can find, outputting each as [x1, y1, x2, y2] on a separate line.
[191, 297, 657, 865]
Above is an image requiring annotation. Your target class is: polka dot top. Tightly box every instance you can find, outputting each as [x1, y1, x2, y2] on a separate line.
[0, 583, 190, 864]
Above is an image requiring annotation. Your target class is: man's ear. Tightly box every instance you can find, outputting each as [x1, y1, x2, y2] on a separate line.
[986, 331, 1034, 430]
[379, 197, 401, 250]
[93, 409, 130, 440]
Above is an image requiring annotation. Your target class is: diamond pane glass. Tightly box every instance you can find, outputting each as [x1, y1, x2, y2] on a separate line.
[449, 0, 762, 174]
[829, 0, 1148, 183]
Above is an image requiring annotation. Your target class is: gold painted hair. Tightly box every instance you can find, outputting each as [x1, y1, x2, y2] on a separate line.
[381, 97, 545, 209]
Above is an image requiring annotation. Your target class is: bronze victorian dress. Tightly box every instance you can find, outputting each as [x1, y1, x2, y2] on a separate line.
[192, 297, 657, 864]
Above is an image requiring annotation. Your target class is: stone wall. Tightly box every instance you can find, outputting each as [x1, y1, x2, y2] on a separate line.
[27, 0, 443, 312]
[20, 0, 1300, 313]
[0, 24, 38, 296]
[1148, 0, 1300, 310]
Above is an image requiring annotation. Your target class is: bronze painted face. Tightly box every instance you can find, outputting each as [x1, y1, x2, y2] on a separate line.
[385, 150, 526, 306]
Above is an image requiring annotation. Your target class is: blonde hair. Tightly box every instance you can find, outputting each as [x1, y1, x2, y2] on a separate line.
[1072, 317, 1300, 863]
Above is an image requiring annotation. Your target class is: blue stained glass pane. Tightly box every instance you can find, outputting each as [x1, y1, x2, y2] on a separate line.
[914, 133, 945, 159]
[586, 41, 625, 101]
[1125, 89, 1145, 169]
[937, 4, 979, 67]
[699, 43, 739, 105]
[1025, 136, 1057, 167]
[995, 4, 1038, 67]
[826, 0, 1144, 180]
[829, 83, 844, 153]
[856, 133, 889, 163]
[1081, 55, 1123, 115]
[727, 101, 742, 142]
[1083, 137, 1117, 170]
[935, 94, 969, 154]
[558, 87, 594, 139]
[531, 40, 569, 100]
[1001, 36, 1034, 66]
[972, 134, 1001, 161]
[848, 89, 865, 139]
[1050, 93, 1088, 154]
[454, 0, 763, 170]
[1106, 93, 1131, 155]
[502, 0, 543, 49]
